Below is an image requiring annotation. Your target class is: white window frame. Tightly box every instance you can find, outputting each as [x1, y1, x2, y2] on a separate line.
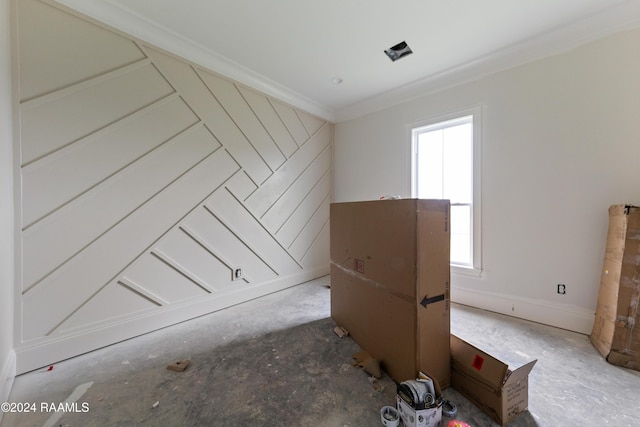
[409, 107, 482, 276]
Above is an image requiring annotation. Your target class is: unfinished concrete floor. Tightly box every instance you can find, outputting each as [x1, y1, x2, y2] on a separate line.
[2, 276, 640, 426]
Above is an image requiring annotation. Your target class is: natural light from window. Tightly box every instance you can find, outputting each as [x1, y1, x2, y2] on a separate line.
[413, 115, 473, 267]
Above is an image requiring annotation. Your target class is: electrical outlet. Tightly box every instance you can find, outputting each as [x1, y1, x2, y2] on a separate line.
[232, 267, 243, 281]
[557, 284, 566, 295]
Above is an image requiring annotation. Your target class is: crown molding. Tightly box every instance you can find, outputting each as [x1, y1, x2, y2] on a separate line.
[52, 0, 640, 124]
[52, 0, 336, 122]
[334, 0, 640, 122]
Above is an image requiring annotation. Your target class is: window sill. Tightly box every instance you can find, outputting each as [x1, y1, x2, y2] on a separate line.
[451, 265, 482, 278]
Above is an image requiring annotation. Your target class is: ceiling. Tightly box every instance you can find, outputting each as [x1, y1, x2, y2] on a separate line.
[54, 0, 640, 121]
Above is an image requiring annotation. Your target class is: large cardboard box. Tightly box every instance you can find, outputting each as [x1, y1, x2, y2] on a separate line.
[590, 205, 640, 371]
[330, 199, 451, 387]
[450, 334, 537, 425]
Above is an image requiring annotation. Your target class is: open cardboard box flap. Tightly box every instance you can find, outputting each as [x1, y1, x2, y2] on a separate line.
[451, 334, 537, 391]
[503, 359, 537, 388]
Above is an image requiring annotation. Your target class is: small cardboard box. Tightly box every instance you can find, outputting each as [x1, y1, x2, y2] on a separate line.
[450, 334, 537, 425]
[396, 372, 443, 427]
[590, 205, 640, 371]
[330, 199, 451, 386]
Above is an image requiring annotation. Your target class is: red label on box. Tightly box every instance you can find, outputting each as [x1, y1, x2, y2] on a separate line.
[472, 354, 484, 371]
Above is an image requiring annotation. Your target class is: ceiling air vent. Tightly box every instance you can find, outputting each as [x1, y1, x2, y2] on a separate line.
[384, 41, 413, 62]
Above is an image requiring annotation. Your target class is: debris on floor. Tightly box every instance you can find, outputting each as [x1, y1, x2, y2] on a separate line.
[166, 359, 191, 372]
[151, 401, 160, 409]
[333, 326, 349, 338]
[352, 350, 382, 379]
[368, 376, 383, 393]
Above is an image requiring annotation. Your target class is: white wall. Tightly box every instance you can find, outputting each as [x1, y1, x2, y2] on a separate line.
[334, 27, 640, 334]
[14, 0, 331, 374]
[0, 0, 15, 408]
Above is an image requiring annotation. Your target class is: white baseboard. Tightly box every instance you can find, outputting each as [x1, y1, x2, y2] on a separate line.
[452, 286, 595, 335]
[15, 268, 328, 374]
[1, 350, 16, 415]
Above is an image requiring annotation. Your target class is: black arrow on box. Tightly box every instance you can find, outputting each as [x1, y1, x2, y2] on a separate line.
[420, 294, 445, 308]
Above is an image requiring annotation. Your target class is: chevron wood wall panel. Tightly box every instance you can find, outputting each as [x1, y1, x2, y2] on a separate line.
[15, 0, 332, 373]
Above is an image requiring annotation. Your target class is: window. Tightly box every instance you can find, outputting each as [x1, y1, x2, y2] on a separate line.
[410, 109, 481, 273]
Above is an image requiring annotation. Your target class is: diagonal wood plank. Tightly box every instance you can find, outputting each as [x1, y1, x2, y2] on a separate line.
[18, 0, 145, 101]
[22, 149, 239, 340]
[244, 124, 331, 218]
[144, 45, 272, 185]
[197, 69, 286, 171]
[22, 124, 219, 290]
[22, 94, 198, 227]
[271, 99, 310, 145]
[237, 86, 299, 158]
[261, 146, 331, 233]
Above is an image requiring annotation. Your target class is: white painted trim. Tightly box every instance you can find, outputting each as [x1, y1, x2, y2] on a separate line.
[408, 106, 483, 273]
[0, 350, 16, 405]
[14, 267, 328, 374]
[452, 286, 595, 335]
[451, 266, 482, 278]
[52, 0, 640, 124]
[51, 0, 334, 122]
